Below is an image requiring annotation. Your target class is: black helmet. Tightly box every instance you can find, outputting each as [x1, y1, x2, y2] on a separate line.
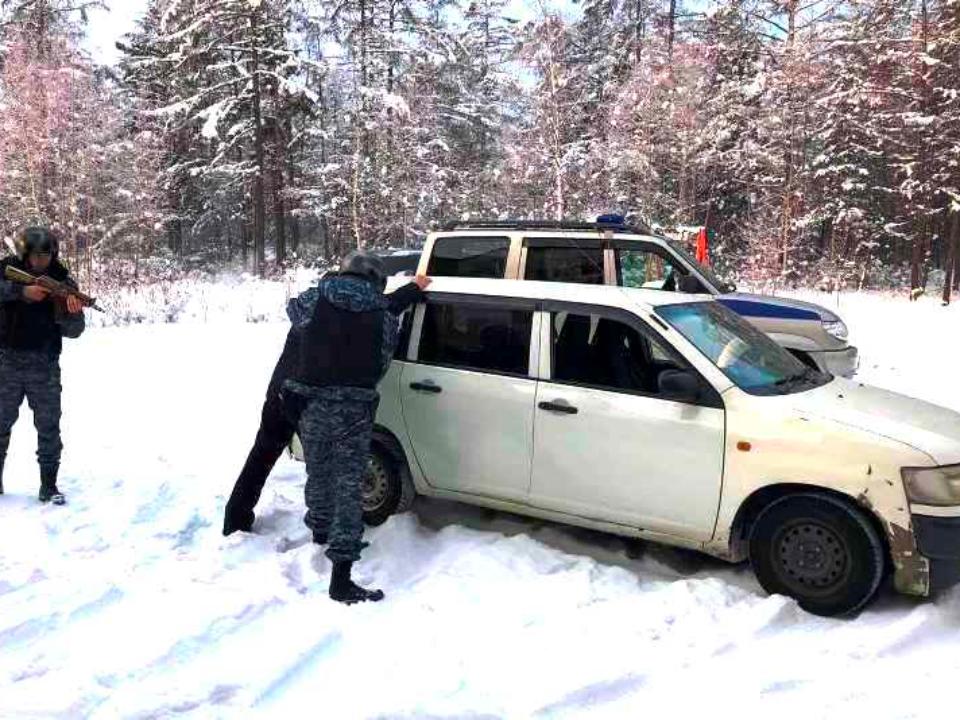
[16, 226, 59, 260]
[341, 250, 387, 290]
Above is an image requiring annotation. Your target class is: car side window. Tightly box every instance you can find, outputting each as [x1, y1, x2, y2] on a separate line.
[525, 245, 604, 284]
[551, 311, 684, 395]
[418, 302, 533, 376]
[617, 247, 687, 291]
[426, 237, 510, 278]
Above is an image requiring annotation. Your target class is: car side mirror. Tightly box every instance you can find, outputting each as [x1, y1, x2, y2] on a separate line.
[722, 281, 737, 293]
[678, 275, 703, 294]
[658, 370, 701, 403]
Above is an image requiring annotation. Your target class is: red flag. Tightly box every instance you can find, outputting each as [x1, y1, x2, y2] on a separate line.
[695, 228, 710, 266]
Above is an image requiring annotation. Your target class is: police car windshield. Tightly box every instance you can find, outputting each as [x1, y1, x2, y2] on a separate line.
[656, 301, 829, 396]
[663, 238, 729, 292]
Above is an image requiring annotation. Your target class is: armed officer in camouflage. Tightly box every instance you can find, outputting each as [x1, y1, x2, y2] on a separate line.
[284, 251, 429, 604]
[0, 227, 85, 504]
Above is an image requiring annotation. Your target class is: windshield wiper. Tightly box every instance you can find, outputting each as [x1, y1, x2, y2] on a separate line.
[773, 367, 822, 390]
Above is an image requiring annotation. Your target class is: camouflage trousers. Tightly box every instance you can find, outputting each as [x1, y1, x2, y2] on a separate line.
[0, 350, 63, 478]
[293, 385, 378, 564]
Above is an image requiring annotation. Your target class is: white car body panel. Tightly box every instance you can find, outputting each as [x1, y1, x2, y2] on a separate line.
[791, 378, 960, 466]
[530, 380, 725, 539]
[399, 364, 538, 502]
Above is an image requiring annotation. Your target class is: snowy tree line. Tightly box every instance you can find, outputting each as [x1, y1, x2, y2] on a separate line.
[0, 0, 958, 296]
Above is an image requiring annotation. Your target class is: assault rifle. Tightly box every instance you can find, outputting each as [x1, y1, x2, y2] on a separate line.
[3, 266, 103, 312]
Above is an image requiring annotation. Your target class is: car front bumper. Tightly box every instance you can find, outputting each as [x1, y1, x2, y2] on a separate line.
[913, 514, 960, 593]
[810, 345, 860, 378]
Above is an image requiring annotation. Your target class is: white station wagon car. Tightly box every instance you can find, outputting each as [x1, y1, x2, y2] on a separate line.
[293, 277, 960, 616]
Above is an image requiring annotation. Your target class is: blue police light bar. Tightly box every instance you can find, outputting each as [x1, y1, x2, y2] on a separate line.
[440, 215, 651, 234]
[595, 213, 626, 225]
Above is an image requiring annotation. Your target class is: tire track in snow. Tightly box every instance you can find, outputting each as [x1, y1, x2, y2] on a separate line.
[253, 631, 343, 708]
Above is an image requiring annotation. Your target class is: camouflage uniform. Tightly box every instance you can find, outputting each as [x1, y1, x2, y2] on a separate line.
[293, 386, 379, 562]
[0, 350, 64, 481]
[0, 256, 84, 495]
[284, 274, 414, 564]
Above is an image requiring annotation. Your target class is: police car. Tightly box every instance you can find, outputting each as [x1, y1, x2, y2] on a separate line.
[415, 217, 858, 377]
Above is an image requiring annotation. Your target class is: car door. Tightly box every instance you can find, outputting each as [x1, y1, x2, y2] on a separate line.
[399, 295, 540, 502]
[528, 304, 726, 540]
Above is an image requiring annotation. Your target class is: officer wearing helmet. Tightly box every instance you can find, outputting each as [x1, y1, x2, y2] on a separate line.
[0, 227, 85, 504]
[224, 250, 429, 604]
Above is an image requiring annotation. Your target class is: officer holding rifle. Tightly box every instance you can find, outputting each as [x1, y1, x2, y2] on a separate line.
[0, 227, 88, 504]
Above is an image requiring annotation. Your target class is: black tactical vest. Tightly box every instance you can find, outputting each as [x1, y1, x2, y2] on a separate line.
[0, 257, 69, 356]
[293, 293, 386, 389]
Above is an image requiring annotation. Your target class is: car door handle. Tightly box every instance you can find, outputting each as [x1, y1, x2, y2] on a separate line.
[538, 400, 578, 415]
[410, 382, 442, 394]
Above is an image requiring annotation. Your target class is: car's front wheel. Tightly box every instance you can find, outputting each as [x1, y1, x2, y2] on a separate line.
[361, 442, 416, 526]
[749, 493, 886, 617]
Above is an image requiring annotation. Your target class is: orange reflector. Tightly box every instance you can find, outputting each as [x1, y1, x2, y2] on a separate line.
[737, 441, 752, 452]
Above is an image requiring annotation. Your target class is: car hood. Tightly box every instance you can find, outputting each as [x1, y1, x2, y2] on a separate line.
[719, 292, 840, 323]
[792, 378, 960, 465]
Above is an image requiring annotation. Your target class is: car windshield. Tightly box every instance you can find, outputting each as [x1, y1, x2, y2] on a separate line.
[663, 238, 730, 293]
[656, 301, 831, 395]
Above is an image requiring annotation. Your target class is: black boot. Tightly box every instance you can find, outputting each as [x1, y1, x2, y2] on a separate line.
[39, 465, 65, 506]
[329, 562, 384, 605]
[223, 507, 254, 536]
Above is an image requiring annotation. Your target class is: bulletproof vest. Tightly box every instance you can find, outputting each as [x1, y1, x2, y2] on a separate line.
[0, 257, 68, 356]
[293, 291, 386, 389]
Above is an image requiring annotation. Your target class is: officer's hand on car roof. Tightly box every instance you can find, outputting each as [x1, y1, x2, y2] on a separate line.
[414, 275, 432, 290]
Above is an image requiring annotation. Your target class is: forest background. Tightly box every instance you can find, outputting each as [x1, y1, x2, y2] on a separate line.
[1, 0, 958, 301]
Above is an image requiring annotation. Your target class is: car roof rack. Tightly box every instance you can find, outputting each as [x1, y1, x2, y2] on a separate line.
[440, 217, 653, 235]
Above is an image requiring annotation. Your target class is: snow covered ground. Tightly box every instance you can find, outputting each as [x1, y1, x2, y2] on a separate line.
[1, 288, 959, 719]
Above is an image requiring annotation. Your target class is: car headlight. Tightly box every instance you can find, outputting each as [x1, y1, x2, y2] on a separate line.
[902, 465, 960, 506]
[822, 319, 848, 341]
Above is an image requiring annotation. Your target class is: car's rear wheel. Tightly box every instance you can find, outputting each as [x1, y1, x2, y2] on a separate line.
[361, 441, 415, 526]
[749, 493, 885, 617]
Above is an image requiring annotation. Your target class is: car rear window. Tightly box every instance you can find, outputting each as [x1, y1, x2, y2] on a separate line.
[378, 252, 421, 276]
[426, 237, 510, 278]
[417, 302, 533, 376]
[525, 245, 604, 284]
